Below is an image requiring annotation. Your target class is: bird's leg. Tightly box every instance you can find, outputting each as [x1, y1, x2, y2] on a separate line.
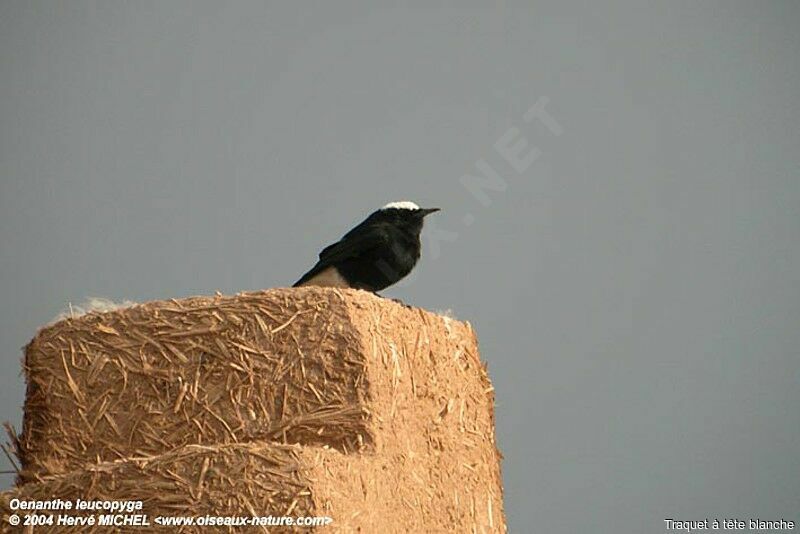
[371, 291, 411, 308]
[392, 298, 412, 308]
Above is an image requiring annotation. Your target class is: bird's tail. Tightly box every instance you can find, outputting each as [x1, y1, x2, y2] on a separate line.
[292, 264, 350, 288]
[292, 263, 323, 287]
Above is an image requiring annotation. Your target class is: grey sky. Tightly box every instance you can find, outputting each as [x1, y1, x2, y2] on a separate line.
[1, 2, 799, 532]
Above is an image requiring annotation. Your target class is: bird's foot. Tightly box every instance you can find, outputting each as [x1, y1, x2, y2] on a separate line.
[372, 292, 412, 308]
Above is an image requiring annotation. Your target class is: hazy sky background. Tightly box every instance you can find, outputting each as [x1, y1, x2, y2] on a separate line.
[1, 2, 798, 532]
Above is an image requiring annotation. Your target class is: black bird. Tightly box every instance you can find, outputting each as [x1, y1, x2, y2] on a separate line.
[293, 201, 440, 291]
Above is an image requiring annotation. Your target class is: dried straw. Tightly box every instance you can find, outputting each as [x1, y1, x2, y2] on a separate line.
[4, 287, 505, 532]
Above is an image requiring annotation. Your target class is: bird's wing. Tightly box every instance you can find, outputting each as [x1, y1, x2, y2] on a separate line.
[317, 226, 390, 264]
[293, 226, 391, 287]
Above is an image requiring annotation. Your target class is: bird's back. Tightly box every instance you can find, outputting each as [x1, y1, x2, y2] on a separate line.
[293, 202, 436, 291]
[294, 220, 421, 291]
[334, 222, 421, 290]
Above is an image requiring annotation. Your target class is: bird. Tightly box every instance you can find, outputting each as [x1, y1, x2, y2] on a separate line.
[293, 201, 440, 291]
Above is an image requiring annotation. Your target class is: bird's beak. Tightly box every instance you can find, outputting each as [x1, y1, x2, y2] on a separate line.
[420, 208, 440, 217]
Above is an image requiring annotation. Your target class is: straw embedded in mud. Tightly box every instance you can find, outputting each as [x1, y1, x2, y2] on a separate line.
[3, 287, 505, 532]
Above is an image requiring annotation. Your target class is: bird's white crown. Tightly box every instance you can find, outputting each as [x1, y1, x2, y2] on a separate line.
[381, 201, 421, 211]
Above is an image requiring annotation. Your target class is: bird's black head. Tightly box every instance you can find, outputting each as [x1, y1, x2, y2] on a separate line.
[375, 201, 440, 234]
